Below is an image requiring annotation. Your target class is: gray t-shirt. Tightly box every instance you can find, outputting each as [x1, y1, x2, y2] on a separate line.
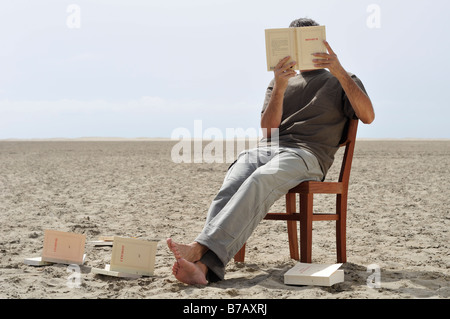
[260, 69, 367, 177]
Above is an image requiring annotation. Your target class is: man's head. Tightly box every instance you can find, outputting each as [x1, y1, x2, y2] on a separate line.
[289, 18, 319, 28]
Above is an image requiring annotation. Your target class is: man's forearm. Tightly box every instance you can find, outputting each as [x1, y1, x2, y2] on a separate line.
[261, 86, 285, 138]
[335, 70, 375, 124]
[313, 41, 375, 125]
[261, 56, 297, 138]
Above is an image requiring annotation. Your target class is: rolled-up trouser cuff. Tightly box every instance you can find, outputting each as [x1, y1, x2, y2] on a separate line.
[195, 223, 235, 266]
[199, 250, 225, 282]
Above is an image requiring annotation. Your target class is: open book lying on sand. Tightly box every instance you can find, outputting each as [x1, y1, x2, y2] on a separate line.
[24, 230, 86, 266]
[91, 237, 159, 278]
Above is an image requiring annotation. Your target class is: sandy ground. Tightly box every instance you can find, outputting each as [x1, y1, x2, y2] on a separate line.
[0, 139, 448, 299]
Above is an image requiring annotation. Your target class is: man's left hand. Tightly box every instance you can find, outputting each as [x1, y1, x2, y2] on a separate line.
[312, 41, 346, 78]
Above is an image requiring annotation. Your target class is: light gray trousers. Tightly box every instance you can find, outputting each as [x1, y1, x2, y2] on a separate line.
[195, 146, 324, 282]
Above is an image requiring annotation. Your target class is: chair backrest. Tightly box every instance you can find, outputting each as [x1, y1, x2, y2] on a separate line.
[338, 118, 359, 186]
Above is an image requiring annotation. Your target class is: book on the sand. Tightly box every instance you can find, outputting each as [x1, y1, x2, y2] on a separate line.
[24, 255, 86, 266]
[91, 264, 142, 278]
[88, 236, 115, 246]
[88, 240, 114, 246]
[91, 237, 158, 278]
[265, 25, 326, 71]
[284, 262, 344, 286]
[40, 230, 86, 265]
[23, 256, 54, 266]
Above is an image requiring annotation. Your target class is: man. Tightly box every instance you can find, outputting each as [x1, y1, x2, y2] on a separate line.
[167, 18, 375, 285]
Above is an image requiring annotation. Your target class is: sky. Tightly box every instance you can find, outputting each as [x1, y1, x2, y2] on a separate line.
[1, 0, 449, 139]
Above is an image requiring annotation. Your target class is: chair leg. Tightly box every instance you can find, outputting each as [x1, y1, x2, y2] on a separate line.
[336, 194, 347, 263]
[300, 193, 313, 263]
[286, 193, 299, 260]
[234, 243, 246, 262]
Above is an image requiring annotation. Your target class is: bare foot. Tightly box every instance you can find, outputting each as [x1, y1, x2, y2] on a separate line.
[172, 258, 208, 285]
[166, 238, 208, 262]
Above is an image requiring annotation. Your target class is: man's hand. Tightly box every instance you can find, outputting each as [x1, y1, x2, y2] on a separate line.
[312, 41, 346, 78]
[273, 56, 297, 91]
[313, 40, 375, 124]
[261, 56, 296, 138]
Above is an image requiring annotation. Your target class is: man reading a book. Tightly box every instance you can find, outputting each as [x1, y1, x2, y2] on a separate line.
[167, 18, 375, 285]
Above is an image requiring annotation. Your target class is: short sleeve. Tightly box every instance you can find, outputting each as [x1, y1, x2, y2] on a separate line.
[261, 79, 275, 116]
[342, 73, 368, 120]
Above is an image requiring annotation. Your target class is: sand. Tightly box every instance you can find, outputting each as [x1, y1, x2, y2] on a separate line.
[0, 139, 449, 299]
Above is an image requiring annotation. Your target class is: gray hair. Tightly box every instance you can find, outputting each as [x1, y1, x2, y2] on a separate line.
[289, 18, 320, 28]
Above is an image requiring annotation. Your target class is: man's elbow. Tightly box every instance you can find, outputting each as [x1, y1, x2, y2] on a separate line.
[361, 112, 375, 125]
[260, 119, 280, 138]
[359, 100, 375, 124]
[261, 125, 272, 139]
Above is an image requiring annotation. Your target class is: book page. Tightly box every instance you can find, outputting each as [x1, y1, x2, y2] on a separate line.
[296, 26, 326, 70]
[41, 230, 86, 264]
[265, 28, 297, 71]
[110, 237, 158, 276]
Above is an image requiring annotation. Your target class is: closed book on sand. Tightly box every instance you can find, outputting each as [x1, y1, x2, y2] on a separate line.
[91, 264, 141, 278]
[92, 237, 158, 277]
[23, 256, 53, 266]
[41, 230, 86, 265]
[88, 240, 114, 246]
[24, 255, 86, 266]
[88, 236, 117, 246]
[284, 262, 344, 287]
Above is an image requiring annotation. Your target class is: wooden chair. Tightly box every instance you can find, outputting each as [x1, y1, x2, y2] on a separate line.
[234, 118, 359, 264]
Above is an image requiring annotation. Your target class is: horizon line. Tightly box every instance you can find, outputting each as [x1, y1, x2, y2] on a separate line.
[1, 137, 449, 142]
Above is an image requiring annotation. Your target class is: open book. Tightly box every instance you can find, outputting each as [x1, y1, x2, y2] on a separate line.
[265, 25, 326, 71]
[91, 237, 159, 278]
[41, 230, 86, 265]
[284, 262, 344, 286]
[24, 230, 86, 266]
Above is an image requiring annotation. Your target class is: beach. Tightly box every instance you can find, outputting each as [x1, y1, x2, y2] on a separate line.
[0, 139, 449, 299]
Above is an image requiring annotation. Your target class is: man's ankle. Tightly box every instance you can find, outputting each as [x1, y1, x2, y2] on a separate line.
[195, 260, 208, 276]
[193, 242, 209, 257]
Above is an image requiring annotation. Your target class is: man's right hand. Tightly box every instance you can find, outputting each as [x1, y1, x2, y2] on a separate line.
[261, 56, 296, 138]
[273, 56, 297, 91]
